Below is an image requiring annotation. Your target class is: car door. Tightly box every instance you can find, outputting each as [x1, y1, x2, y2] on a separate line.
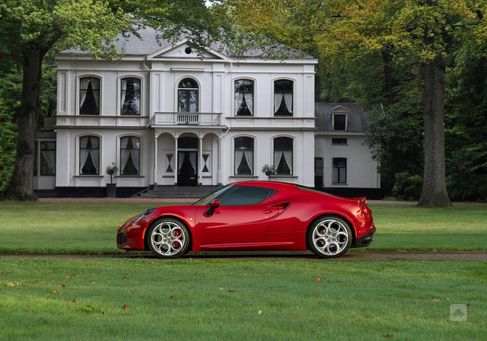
[195, 185, 280, 248]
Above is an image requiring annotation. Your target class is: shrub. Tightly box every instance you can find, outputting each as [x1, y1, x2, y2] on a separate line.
[391, 172, 423, 200]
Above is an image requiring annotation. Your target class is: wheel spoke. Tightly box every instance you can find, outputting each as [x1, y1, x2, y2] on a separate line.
[312, 219, 349, 256]
[151, 221, 186, 257]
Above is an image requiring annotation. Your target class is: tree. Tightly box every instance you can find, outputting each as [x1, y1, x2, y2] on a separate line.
[0, 0, 215, 200]
[0, 0, 130, 200]
[222, 0, 487, 206]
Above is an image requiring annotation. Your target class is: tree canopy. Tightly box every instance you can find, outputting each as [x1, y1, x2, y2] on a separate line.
[219, 0, 487, 205]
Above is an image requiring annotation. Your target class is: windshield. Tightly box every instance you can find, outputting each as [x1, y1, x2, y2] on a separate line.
[192, 184, 234, 206]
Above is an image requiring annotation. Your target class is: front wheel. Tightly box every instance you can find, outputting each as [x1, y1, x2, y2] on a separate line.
[307, 216, 353, 258]
[147, 218, 190, 258]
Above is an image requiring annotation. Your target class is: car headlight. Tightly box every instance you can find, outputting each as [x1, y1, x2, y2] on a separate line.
[133, 208, 155, 224]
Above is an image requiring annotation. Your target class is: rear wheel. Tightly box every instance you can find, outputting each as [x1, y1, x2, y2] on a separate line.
[307, 216, 352, 258]
[147, 218, 190, 258]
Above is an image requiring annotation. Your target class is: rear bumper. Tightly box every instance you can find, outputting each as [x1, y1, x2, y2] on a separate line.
[352, 230, 375, 248]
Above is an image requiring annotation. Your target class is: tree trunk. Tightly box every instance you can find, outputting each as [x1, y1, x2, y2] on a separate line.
[417, 57, 451, 207]
[381, 50, 395, 105]
[5, 47, 44, 200]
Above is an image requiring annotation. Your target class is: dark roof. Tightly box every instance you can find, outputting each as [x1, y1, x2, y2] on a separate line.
[59, 26, 315, 60]
[315, 102, 369, 133]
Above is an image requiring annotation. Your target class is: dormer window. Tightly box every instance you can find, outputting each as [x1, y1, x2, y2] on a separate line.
[121, 78, 141, 115]
[332, 113, 347, 131]
[235, 79, 254, 116]
[274, 80, 293, 116]
[178, 78, 199, 113]
[79, 77, 100, 115]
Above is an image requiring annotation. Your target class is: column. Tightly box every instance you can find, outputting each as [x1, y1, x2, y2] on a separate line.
[153, 136, 158, 185]
[198, 136, 203, 185]
[174, 136, 178, 185]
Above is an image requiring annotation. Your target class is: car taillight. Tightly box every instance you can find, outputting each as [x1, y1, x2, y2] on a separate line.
[358, 197, 372, 224]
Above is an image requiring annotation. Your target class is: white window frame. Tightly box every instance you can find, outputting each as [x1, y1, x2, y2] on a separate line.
[175, 76, 201, 113]
[117, 134, 143, 177]
[75, 134, 103, 176]
[118, 75, 144, 116]
[332, 113, 348, 131]
[76, 74, 102, 116]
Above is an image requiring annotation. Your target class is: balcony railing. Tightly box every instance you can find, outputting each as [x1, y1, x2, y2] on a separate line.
[152, 112, 222, 126]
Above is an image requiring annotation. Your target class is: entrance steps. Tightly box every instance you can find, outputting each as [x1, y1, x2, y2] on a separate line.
[135, 185, 221, 198]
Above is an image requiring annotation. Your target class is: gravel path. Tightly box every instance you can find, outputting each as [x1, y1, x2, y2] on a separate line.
[1, 251, 487, 260]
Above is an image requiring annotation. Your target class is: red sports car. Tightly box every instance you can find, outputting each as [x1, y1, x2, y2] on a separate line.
[117, 181, 375, 258]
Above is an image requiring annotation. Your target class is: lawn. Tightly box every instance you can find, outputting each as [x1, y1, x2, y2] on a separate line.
[0, 201, 486, 253]
[0, 258, 486, 340]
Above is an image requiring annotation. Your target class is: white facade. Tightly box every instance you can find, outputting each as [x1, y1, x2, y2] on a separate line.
[33, 31, 381, 196]
[315, 134, 380, 188]
[50, 38, 317, 190]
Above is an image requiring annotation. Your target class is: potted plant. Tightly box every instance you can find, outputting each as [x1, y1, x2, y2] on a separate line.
[106, 163, 118, 198]
[261, 164, 276, 180]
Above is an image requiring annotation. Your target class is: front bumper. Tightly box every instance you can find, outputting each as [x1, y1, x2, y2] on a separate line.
[116, 218, 146, 251]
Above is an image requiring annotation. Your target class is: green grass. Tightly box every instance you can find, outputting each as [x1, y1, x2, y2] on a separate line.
[0, 201, 486, 253]
[369, 203, 487, 251]
[0, 259, 486, 340]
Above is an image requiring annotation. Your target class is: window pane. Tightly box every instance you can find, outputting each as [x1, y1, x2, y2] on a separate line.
[80, 77, 100, 115]
[274, 137, 293, 175]
[80, 136, 100, 175]
[217, 186, 276, 206]
[332, 158, 347, 184]
[332, 138, 347, 145]
[40, 141, 56, 176]
[121, 136, 140, 175]
[274, 80, 293, 116]
[274, 80, 293, 92]
[178, 78, 198, 88]
[178, 89, 198, 112]
[235, 137, 254, 175]
[235, 79, 254, 116]
[121, 78, 141, 115]
[333, 114, 346, 131]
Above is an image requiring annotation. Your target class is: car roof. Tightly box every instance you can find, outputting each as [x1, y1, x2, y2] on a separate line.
[234, 180, 299, 191]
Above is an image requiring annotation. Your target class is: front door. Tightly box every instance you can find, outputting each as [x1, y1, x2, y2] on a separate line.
[178, 151, 198, 186]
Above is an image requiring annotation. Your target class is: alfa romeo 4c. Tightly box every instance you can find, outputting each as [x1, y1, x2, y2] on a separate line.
[117, 181, 375, 258]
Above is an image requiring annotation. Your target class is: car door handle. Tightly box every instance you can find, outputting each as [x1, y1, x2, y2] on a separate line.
[263, 209, 273, 214]
[270, 202, 289, 210]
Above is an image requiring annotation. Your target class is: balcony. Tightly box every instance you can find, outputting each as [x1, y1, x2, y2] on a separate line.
[151, 112, 222, 127]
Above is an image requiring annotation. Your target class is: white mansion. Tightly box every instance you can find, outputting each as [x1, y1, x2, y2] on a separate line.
[33, 27, 381, 197]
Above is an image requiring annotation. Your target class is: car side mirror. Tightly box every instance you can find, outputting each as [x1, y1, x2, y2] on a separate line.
[210, 199, 220, 208]
[205, 199, 220, 217]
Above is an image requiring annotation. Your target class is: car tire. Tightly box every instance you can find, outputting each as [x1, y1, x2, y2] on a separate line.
[147, 217, 191, 258]
[307, 215, 353, 258]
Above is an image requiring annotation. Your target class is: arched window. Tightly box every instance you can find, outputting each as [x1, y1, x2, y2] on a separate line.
[234, 79, 254, 116]
[274, 80, 293, 116]
[234, 137, 254, 175]
[274, 137, 293, 175]
[178, 78, 199, 112]
[121, 78, 141, 115]
[120, 136, 140, 175]
[79, 77, 100, 115]
[79, 136, 100, 175]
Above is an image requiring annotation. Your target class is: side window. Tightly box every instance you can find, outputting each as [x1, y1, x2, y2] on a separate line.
[80, 77, 100, 115]
[121, 77, 141, 115]
[217, 186, 276, 206]
[234, 79, 254, 116]
[274, 80, 293, 116]
[79, 135, 100, 175]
